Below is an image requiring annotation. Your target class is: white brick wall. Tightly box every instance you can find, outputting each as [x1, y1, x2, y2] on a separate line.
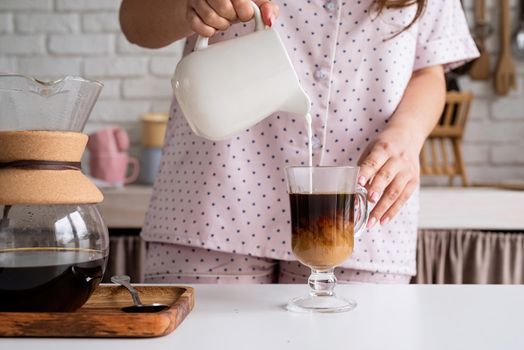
[0, 57, 16, 71]
[55, 0, 120, 11]
[48, 34, 114, 55]
[15, 13, 79, 33]
[0, 1, 53, 11]
[90, 100, 151, 122]
[82, 13, 120, 32]
[0, 0, 522, 185]
[84, 57, 148, 77]
[0, 35, 45, 54]
[122, 78, 172, 99]
[17, 57, 81, 76]
[0, 14, 13, 33]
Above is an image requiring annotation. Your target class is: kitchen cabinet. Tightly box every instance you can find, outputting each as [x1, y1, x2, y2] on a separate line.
[98, 186, 524, 283]
[98, 185, 524, 230]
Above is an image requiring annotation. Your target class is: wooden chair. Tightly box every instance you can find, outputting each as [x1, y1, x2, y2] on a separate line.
[420, 91, 473, 186]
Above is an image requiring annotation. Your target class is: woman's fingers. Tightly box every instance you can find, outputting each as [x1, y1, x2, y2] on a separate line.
[207, 0, 237, 21]
[357, 142, 391, 189]
[367, 172, 411, 228]
[366, 158, 401, 203]
[379, 180, 418, 226]
[231, 0, 255, 21]
[256, 0, 279, 26]
[192, 0, 231, 31]
[187, 8, 217, 37]
[189, 0, 279, 35]
[231, 0, 279, 26]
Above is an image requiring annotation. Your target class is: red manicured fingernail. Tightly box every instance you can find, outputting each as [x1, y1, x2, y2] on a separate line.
[268, 14, 275, 27]
[370, 192, 380, 203]
[367, 217, 377, 229]
[358, 176, 366, 186]
[381, 217, 390, 226]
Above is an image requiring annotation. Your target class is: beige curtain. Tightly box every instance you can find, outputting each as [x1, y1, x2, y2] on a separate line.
[102, 230, 524, 284]
[103, 235, 147, 283]
[416, 230, 524, 284]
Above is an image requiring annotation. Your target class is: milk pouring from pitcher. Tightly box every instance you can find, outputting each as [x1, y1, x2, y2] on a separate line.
[172, 1, 311, 141]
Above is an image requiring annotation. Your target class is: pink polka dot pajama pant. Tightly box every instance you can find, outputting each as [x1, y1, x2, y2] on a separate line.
[145, 243, 411, 284]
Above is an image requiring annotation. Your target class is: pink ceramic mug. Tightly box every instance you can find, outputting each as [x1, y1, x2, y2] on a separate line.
[87, 127, 130, 154]
[89, 152, 139, 185]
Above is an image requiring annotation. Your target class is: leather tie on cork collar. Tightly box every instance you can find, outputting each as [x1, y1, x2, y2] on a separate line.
[0, 160, 82, 171]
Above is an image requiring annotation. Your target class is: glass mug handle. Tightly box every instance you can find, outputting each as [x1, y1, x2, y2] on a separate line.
[354, 186, 369, 238]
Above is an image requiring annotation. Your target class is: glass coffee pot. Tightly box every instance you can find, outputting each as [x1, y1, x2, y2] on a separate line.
[0, 74, 109, 312]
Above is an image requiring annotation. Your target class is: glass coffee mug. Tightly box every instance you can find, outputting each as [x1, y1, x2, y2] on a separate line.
[285, 166, 369, 313]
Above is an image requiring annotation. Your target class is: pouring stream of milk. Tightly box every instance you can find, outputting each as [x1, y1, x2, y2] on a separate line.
[306, 113, 313, 168]
[305, 113, 313, 193]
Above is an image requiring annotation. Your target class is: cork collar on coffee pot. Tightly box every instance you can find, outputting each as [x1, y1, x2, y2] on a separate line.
[0, 130, 103, 205]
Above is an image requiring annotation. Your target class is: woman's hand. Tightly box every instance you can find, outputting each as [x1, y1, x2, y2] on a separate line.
[187, 0, 279, 37]
[357, 127, 422, 229]
[357, 65, 446, 229]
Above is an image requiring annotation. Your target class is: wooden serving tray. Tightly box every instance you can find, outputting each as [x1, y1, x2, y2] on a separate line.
[0, 285, 194, 338]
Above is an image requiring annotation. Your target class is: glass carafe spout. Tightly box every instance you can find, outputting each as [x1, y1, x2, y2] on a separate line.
[0, 74, 102, 132]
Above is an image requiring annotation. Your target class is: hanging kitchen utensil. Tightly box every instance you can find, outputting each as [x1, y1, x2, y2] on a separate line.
[512, 0, 524, 60]
[470, 0, 492, 80]
[494, 0, 517, 95]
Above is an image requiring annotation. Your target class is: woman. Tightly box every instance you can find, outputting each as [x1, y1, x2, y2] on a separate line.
[120, 0, 478, 283]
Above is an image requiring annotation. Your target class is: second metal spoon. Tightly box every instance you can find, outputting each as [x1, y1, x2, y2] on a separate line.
[111, 275, 169, 313]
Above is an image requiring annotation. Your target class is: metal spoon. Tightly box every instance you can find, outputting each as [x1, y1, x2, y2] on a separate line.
[0, 205, 11, 230]
[512, 0, 524, 60]
[111, 275, 169, 313]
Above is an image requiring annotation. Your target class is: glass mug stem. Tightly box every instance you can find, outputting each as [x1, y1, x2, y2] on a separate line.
[308, 268, 337, 297]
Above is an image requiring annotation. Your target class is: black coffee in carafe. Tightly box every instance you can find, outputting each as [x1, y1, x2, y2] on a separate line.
[0, 248, 107, 312]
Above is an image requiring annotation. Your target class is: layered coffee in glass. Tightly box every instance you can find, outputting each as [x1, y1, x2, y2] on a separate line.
[285, 166, 369, 313]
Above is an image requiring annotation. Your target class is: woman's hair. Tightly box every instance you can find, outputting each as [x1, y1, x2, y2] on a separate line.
[374, 0, 427, 32]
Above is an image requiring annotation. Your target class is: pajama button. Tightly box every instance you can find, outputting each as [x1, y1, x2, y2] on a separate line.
[312, 137, 322, 149]
[325, 1, 337, 12]
[313, 69, 328, 81]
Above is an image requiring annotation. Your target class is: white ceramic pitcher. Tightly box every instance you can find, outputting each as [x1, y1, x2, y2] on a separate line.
[172, 1, 311, 141]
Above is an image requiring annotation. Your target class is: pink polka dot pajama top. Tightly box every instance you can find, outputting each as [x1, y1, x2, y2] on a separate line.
[142, 0, 479, 279]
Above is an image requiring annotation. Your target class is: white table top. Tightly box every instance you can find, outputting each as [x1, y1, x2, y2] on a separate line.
[99, 185, 524, 230]
[2, 284, 524, 350]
